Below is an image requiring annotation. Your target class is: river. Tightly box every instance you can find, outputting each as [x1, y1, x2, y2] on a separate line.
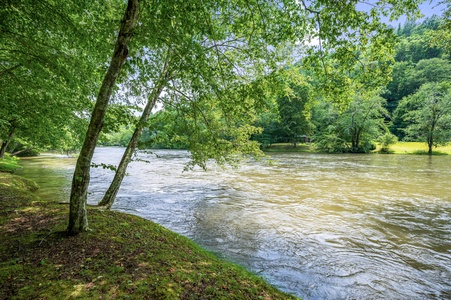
[17, 147, 451, 299]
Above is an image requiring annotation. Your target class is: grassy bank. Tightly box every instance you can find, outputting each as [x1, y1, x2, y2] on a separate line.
[263, 144, 312, 153]
[378, 142, 451, 155]
[264, 142, 451, 155]
[0, 155, 22, 173]
[0, 172, 297, 300]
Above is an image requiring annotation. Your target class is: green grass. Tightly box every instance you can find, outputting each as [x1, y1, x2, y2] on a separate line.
[0, 154, 22, 173]
[264, 142, 451, 155]
[263, 143, 312, 153]
[0, 172, 298, 300]
[375, 142, 451, 155]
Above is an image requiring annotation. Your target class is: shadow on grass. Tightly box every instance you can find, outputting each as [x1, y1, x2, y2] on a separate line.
[0, 172, 298, 300]
[411, 150, 449, 155]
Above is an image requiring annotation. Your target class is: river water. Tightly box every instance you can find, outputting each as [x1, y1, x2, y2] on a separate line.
[17, 147, 451, 299]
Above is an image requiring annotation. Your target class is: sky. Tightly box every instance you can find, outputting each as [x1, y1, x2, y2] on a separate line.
[384, 0, 446, 27]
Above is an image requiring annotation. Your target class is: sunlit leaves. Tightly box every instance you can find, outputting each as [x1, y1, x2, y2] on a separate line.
[313, 91, 388, 153]
[395, 82, 451, 152]
[277, 80, 313, 146]
[300, 0, 421, 108]
[0, 0, 124, 153]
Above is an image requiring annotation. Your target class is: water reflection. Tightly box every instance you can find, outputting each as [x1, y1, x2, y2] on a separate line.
[17, 148, 451, 299]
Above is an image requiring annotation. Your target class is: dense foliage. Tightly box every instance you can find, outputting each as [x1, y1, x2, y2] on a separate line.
[100, 14, 451, 154]
[395, 82, 451, 154]
[4, 0, 445, 234]
[0, 1, 124, 157]
[257, 15, 451, 153]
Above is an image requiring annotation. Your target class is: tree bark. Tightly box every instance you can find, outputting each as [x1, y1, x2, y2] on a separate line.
[427, 125, 434, 155]
[10, 148, 33, 156]
[0, 141, 9, 158]
[67, 0, 140, 235]
[98, 57, 171, 209]
[0, 126, 16, 158]
[428, 111, 437, 156]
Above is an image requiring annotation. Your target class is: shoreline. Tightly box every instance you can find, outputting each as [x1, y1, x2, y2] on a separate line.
[0, 172, 298, 299]
[263, 142, 451, 155]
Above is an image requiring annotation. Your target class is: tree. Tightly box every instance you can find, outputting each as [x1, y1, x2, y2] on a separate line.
[383, 15, 451, 136]
[389, 58, 451, 138]
[383, 61, 414, 113]
[252, 112, 284, 148]
[0, 1, 119, 158]
[277, 83, 313, 147]
[138, 110, 189, 149]
[407, 58, 451, 90]
[98, 0, 425, 209]
[395, 17, 444, 63]
[62, 0, 423, 231]
[395, 82, 451, 155]
[377, 132, 398, 153]
[345, 95, 388, 152]
[0, 119, 18, 158]
[68, 0, 140, 234]
[430, 2, 451, 56]
[97, 54, 170, 208]
[381, 53, 451, 111]
[313, 92, 388, 153]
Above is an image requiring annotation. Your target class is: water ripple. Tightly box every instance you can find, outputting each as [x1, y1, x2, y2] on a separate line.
[17, 148, 451, 300]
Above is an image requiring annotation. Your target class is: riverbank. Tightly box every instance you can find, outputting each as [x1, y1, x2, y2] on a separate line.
[0, 172, 297, 299]
[264, 142, 451, 155]
[0, 154, 22, 173]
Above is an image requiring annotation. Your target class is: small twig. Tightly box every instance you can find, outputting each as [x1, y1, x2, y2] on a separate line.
[38, 220, 66, 246]
[13, 239, 22, 257]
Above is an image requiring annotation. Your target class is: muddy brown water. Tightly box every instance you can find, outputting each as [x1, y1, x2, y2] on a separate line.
[17, 147, 451, 299]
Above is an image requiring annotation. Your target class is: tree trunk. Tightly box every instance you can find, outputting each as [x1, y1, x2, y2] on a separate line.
[351, 130, 357, 151]
[98, 57, 171, 209]
[427, 122, 436, 156]
[427, 134, 433, 155]
[0, 126, 16, 158]
[10, 148, 33, 156]
[355, 129, 361, 151]
[0, 141, 9, 158]
[67, 0, 140, 235]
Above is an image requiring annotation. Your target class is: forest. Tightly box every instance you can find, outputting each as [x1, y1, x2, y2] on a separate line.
[1, 1, 451, 235]
[101, 15, 451, 156]
[2, 1, 450, 161]
[2, 3, 451, 299]
[4, 12, 451, 159]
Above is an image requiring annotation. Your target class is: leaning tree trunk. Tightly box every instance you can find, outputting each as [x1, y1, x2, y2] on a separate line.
[0, 126, 16, 158]
[67, 0, 140, 235]
[98, 58, 171, 209]
[0, 141, 9, 158]
[10, 148, 33, 157]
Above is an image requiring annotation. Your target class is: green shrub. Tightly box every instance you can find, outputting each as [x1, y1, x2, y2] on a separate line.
[0, 154, 22, 173]
[378, 133, 398, 153]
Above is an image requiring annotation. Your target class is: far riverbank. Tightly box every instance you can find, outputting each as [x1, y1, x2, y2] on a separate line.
[264, 142, 451, 155]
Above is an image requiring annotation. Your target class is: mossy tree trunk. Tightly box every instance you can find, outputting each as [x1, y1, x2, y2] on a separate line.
[68, 0, 140, 235]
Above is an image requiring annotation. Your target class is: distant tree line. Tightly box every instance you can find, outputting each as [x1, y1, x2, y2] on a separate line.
[100, 16, 451, 155]
[1, 0, 443, 234]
